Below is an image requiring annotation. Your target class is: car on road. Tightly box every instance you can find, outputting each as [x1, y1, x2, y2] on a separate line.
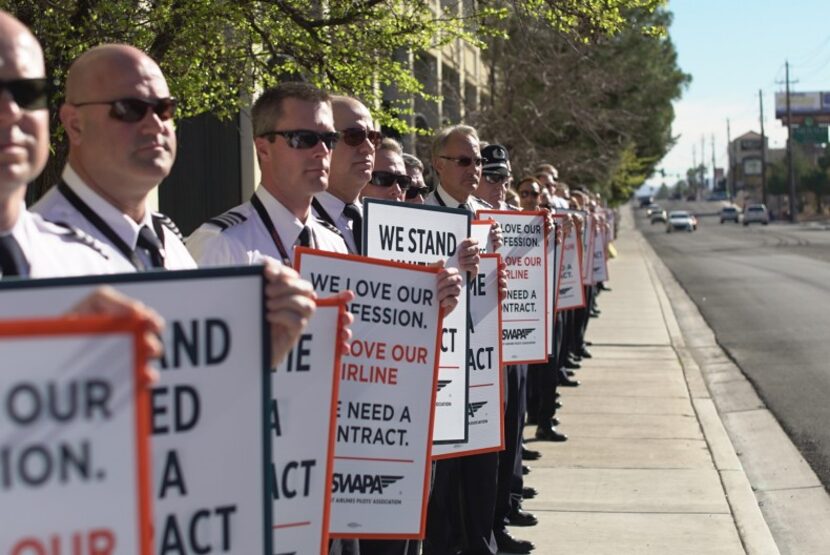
[638, 195, 655, 208]
[646, 203, 662, 217]
[743, 204, 769, 226]
[720, 206, 740, 224]
[666, 210, 697, 233]
[650, 208, 667, 224]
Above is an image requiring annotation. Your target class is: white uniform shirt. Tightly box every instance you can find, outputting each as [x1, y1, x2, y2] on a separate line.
[312, 191, 361, 254]
[551, 195, 570, 210]
[187, 186, 348, 267]
[1, 206, 113, 278]
[32, 165, 197, 271]
[424, 183, 492, 214]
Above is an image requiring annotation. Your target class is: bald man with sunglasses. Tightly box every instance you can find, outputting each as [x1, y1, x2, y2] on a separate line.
[33, 44, 195, 271]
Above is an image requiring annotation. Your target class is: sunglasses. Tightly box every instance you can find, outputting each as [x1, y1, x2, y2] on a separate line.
[405, 186, 429, 199]
[370, 171, 412, 189]
[439, 155, 483, 168]
[483, 173, 508, 185]
[73, 97, 178, 123]
[259, 129, 340, 150]
[520, 190, 540, 198]
[0, 78, 49, 110]
[340, 127, 383, 148]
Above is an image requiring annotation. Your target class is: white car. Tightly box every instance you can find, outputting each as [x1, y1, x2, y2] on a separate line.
[720, 206, 739, 223]
[650, 209, 667, 224]
[666, 210, 696, 233]
[743, 204, 769, 225]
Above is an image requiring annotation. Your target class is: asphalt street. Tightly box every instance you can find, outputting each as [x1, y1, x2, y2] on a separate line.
[637, 201, 830, 490]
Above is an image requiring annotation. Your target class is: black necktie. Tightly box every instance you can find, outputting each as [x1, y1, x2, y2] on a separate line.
[343, 203, 363, 254]
[298, 225, 312, 248]
[137, 225, 165, 269]
[0, 234, 29, 278]
[459, 202, 471, 214]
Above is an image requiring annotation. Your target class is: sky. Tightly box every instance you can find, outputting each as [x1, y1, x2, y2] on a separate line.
[645, 0, 830, 190]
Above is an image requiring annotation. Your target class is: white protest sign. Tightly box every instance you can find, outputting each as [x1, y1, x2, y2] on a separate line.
[582, 214, 595, 286]
[545, 221, 558, 356]
[296, 248, 442, 539]
[432, 254, 504, 457]
[552, 222, 564, 313]
[592, 223, 609, 283]
[476, 210, 548, 364]
[471, 219, 494, 253]
[272, 298, 346, 554]
[0, 268, 271, 554]
[362, 199, 470, 445]
[0, 316, 151, 555]
[555, 225, 585, 310]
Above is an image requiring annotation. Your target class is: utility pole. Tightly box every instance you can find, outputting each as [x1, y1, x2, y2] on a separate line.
[785, 60, 797, 223]
[692, 144, 697, 198]
[711, 134, 716, 192]
[759, 89, 768, 207]
[701, 135, 706, 189]
[726, 118, 733, 202]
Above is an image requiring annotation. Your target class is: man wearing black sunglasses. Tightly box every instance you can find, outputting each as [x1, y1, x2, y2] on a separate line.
[402, 153, 429, 204]
[188, 83, 349, 266]
[0, 11, 116, 278]
[312, 95, 380, 256]
[424, 125, 510, 555]
[33, 44, 195, 272]
[361, 138, 412, 202]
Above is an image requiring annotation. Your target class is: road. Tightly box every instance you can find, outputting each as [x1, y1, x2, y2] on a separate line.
[637, 201, 830, 489]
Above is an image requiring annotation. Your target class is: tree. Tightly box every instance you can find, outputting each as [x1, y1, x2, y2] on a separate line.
[2, 0, 673, 198]
[474, 3, 688, 205]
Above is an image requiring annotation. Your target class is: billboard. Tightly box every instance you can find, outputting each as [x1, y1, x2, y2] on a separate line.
[776, 91, 830, 118]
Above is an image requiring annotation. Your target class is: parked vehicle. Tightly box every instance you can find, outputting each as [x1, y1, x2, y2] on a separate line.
[720, 206, 739, 224]
[666, 210, 696, 233]
[743, 204, 769, 226]
[650, 208, 667, 224]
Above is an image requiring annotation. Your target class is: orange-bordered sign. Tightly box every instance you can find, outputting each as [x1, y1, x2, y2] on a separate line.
[0, 315, 152, 555]
[272, 296, 349, 554]
[555, 215, 587, 311]
[432, 252, 505, 459]
[294, 247, 444, 539]
[476, 209, 549, 365]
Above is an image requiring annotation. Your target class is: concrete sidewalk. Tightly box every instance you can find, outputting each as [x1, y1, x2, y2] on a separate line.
[512, 211, 779, 554]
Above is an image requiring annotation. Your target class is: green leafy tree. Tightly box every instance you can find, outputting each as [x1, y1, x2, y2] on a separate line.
[2, 0, 674, 198]
[475, 3, 688, 204]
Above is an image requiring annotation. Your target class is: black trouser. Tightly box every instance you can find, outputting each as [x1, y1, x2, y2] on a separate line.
[424, 459, 462, 555]
[572, 286, 593, 354]
[359, 540, 417, 555]
[330, 539, 361, 555]
[458, 452, 499, 555]
[494, 364, 526, 532]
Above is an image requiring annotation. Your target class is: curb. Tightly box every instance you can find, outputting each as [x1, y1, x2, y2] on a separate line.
[632, 217, 780, 555]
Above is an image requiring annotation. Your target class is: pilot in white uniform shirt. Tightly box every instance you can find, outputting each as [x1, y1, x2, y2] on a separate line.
[312, 191, 361, 255]
[0, 204, 113, 279]
[424, 183, 492, 214]
[32, 165, 197, 272]
[187, 185, 348, 267]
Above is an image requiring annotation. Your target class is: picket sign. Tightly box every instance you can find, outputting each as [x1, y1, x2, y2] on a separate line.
[296, 248, 443, 539]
